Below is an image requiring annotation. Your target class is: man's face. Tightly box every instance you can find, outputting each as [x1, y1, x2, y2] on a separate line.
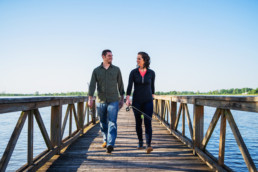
[103, 52, 113, 64]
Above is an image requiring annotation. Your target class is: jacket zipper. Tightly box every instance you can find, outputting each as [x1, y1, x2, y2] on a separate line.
[142, 76, 144, 84]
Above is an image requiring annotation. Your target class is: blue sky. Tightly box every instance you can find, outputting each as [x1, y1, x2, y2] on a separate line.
[0, 0, 257, 93]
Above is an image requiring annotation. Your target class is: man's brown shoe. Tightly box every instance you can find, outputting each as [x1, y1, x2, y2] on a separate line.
[102, 142, 107, 148]
[146, 147, 153, 154]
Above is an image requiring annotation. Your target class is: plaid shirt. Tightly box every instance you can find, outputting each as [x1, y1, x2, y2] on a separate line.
[88, 63, 125, 103]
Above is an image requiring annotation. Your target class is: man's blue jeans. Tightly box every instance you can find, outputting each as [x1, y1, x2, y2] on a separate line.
[96, 101, 119, 147]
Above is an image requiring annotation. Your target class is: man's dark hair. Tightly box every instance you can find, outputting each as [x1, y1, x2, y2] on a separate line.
[138, 52, 150, 68]
[102, 49, 112, 56]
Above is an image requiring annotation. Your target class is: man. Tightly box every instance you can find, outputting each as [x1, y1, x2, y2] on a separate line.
[88, 49, 124, 154]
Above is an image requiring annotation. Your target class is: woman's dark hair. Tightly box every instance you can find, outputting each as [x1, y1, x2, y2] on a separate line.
[138, 52, 150, 68]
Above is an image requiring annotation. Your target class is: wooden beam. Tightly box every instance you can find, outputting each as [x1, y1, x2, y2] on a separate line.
[185, 104, 193, 140]
[33, 109, 53, 150]
[28, 110, 34, 166]
[225, 109, 257, 172]
[182, 104, 185, 136]
[61, 105, 70, 139]
[218, 110, 226, 166]
[77, 102, 84, 133]
[72, 104, 79, 130]
[193, 104, 204, 154]
[51, 105, 62, 153]
[201, 108, 221, 150]
[195, 147, 227, 172]
[0, 111, 28, 171]
[174, 103, 183, 130]
[170, 101, 177, 130]
[69, 105, 72, 136]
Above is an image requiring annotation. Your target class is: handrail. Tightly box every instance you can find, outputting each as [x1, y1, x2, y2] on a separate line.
[153, 95, 258, 172]
[0, 96, 97, 172]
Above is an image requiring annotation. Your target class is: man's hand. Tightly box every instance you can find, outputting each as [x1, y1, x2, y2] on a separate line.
[126, 95, 131, 107]
[119, 95, 124, 109]
[88, 96, 93, 108]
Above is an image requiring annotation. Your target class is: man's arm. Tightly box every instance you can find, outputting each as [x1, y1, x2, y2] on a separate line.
[117, 68, 125, 109]
[88, 70, 97, 107]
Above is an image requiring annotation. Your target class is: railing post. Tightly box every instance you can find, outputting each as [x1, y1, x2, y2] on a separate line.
[51, 105, 62, 154]
[170, 101, 177, 130]
[218, 110, 226, 165]
[28, 110, 33, 166]
[77, 102, 84, 134]
[193, 104, 204, 155]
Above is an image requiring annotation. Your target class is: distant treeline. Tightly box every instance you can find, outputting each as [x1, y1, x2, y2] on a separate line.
[155, 87, 258, 95]
[1, 88, 258, 97]
[0, 91, 88, 96]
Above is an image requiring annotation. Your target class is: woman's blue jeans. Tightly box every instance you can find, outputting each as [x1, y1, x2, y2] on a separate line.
[132, 101, 153, 147]
[96, 101, 119, 147]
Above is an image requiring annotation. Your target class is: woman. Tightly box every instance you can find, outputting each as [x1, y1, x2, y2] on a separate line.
[126, 52, 155, 154]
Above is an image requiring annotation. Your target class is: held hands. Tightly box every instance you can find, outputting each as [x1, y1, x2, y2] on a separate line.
[126, 95, 131, 107]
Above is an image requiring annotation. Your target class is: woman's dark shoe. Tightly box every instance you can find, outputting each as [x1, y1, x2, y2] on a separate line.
[146, 146, 153, 154]
[137, 141, 144, 149]
[106, 145, 114, 154]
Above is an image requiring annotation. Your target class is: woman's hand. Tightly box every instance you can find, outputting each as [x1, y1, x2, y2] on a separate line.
[126, 95, 131, 107]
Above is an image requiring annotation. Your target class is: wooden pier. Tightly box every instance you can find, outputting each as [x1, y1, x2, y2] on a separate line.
[0, 96, 257, 172]
[40, 106, 210, 171]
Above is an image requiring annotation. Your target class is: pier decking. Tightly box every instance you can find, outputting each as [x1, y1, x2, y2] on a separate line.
[40, 107, 211, 171]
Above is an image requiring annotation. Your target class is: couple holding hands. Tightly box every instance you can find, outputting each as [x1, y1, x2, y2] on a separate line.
[88, 49, 155, 154]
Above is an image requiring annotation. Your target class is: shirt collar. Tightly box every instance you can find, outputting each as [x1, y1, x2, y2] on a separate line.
[100, 62, 113, 68]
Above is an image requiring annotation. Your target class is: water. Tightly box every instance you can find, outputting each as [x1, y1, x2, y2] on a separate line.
[0, 100, 257, 171]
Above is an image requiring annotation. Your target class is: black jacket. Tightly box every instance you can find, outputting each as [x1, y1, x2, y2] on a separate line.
[126, 68, 155, 104]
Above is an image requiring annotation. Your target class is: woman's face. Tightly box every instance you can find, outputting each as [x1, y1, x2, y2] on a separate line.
[137, 54, 145, 68]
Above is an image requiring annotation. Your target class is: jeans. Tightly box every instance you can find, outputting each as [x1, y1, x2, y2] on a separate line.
[132, 101, 153, 147]
[97, 101, 119, 146]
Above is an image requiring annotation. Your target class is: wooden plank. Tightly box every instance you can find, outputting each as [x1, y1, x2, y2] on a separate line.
[154, 95, 258, 113]
[185, 104, 193, 140]
[182, 104, 185, 136]
[195, 147, 227, 172]
[0, 111, 28, 171]
[61, 105, 70, 139]
[17, 147, 59, 172]
[174, 103, 183, 130]
[77, 102, 84, 132]
[225, 109, 257, 172]
[154, 112, 193, 148]
[0, 96, 88, 104]
[72, 104, 79, 130]
[201, 108, 221, 150]
[51, 105, 62, 151]
[33, 109, 53, 150]
[61, 130, 81, 149]
[218, 110, 226, 166]
[69, 105, 72, 136]
[193, 104, 204, 154]
[0, 97, 89, 114]
[28, 110, 33, 166]
[170, 101, 177, 130]
[196, 99, 258, 113]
